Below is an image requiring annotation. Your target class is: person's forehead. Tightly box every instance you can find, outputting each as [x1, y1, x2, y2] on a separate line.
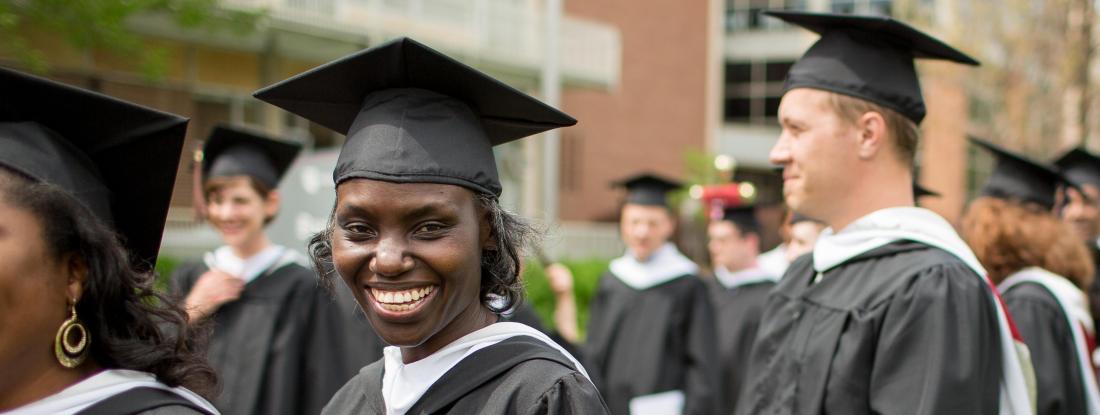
[336, 179, 475, 211]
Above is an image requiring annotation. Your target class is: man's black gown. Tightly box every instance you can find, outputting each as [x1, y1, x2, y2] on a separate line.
[584, 272, 721, 415]
[171, 260, 384, 415]
[735, 241, 1003, 414]
[321, 336, 608, 414]
[705, 276, 775, 413]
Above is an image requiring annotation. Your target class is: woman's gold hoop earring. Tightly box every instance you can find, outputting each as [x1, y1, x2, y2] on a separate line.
[54, 302, 89, 368]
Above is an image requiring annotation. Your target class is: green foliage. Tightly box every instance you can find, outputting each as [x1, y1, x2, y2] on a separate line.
[522, 257, 610, 340]
[154, 255, 182, 292]
[0, 0, 264, 79]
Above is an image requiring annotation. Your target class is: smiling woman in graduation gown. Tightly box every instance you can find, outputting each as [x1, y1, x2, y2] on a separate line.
[252, 37, 608, 415]
[584, 173, 721, 415]
[171, 126, 382, 415]
[962, 139, 1100, 415]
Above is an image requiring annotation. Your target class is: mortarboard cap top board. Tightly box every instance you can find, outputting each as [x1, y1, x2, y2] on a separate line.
[1053, 147, 1100, 191]
[253, 37, 576, 197]
[0, 66, 188, 270]
[201, 124, 302, 189]
[971, 137, 1074, 210]
[913, 182, 940, 199]
[613, 172, 683, 207]
[763, 11, 979, 124]
[719, 204, 761, 235]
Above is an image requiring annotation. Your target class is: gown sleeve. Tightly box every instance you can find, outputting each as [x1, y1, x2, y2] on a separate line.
[868, 264, 1002, 415]
[525, 372, 610, 415]
[681, 278, 723, 415]
[1005, 284, 1081, 415]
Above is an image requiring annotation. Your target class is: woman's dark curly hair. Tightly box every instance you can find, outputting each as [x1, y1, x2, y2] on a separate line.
[308, 190, 538, 314]
[0, 168, 217, 399]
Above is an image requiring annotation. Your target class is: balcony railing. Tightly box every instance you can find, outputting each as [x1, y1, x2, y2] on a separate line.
[224, 0, 620, 87]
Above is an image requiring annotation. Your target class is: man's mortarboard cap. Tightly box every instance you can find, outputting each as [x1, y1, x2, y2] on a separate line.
[614, 173, 682, 207]
[0, 67, 188, 270]
[253, 37, 577, 197]
[1053, 148, 1100, 190]
[971, 138, 1072, 210]
[201, 125, 302, 189]
[720, 204, 760, 235]
[763, 11, 979, 124]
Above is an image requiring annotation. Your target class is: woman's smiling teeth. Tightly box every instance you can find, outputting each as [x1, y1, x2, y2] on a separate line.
[371, 286, 435, 311]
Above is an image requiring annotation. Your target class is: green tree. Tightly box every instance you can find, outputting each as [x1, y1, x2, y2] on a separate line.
[0, 0, 263, 79]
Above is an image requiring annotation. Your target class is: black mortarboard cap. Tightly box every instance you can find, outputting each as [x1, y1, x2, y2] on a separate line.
[913, 182, 940, 199]
[1053, 148, 1100, 190]
[202, 125, 301, 189]
[253, 37, 576, 197]
[720, 205, 760, 235]
[0, 67, 188, 270]
[971, 138, 1072, 210]
[763, 11, 979, 124]
[614, 173, 682, 207]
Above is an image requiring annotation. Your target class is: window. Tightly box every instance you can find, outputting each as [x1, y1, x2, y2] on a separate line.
[725, 0, 807, 33]
[831, 0, 892, 15]
[724, 60, 793, 125]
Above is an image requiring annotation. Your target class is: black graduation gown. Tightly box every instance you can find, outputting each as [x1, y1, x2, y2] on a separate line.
[1087, 245, 1100, 334]
[503, 303, 586, 365]
[171, 260, 385, 415]
[584, 272, 721, 415]
[705, 277, 775, 414]
[1004, 282, 1089, 415]
[321, 336, 609, 414]
[735, 241, 1003, 415]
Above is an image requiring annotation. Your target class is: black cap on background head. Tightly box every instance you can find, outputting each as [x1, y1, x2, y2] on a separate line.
[613, 172, 682, 207]
[253, 37, 577, 197]
[0, 66, 188, 270]
[202, 125, 302, 189]
[763, 11, 979, 124]
[1053, 148, 1100, 190]
[720, 205, 760, 236]
[913, 182, 940, 199]
[971, 138, 1072, 210]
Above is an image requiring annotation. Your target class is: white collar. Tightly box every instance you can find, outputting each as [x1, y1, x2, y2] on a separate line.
[756, 244, 789, 278]
[609, 243, 699, 290]
[1, 369, 217, 415]
[713, 265, 776, 290]
[807, 206, 1030, 415]
[812, 207, 986, 276]
[203, 245, 297, 284]
[380, 322, 588, 415]
[1000, 267, 1100, 414]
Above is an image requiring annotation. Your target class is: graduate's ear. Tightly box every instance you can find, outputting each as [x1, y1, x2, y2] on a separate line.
[63, 253, 88, 303]
[264, 189, 281, 219]
[855, 111, 888, 160]
[479, 208, 498, 251]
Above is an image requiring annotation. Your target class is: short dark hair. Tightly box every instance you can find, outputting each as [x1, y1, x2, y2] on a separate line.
[203, 175, 278, 225]
[308, 190, 538, 314]
[0, 167, 217, 399]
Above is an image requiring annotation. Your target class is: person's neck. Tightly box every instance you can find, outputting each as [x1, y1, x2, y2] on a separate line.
[401, 303, 499, 364]
[720, 258, 759, 274]
[0, 359, 99, 411]
[231, 234, 272, 259]
[826, 171, 914, 232]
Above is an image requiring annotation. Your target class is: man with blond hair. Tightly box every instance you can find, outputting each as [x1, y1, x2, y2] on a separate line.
[735, 11, 1033, 415]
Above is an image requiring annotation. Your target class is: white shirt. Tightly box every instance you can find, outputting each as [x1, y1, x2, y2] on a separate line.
[203, 245, 295, 283]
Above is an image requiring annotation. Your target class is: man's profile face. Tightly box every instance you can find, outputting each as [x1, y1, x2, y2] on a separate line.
[1061, 184, 1100, 242]
[770, 88, 861, 222]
